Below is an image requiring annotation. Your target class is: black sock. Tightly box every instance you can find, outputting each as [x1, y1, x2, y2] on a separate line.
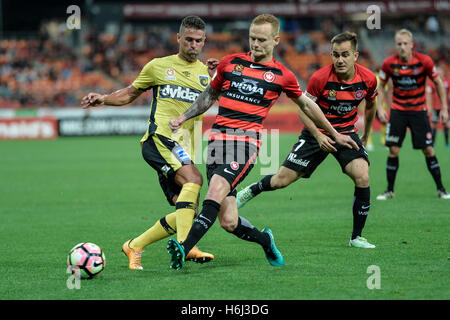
[426, 156, 444, 191]
[386, 157, 399, 192]
[352, 187, 370, 240]
[181, 199, 220, 254]
[231, 216, 271, 249]
[250, 175, 274, 196]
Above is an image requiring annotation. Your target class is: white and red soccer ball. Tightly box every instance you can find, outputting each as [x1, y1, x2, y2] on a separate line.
[67, 242, 106, 279]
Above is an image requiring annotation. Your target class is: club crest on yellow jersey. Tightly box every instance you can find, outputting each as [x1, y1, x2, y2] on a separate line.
[199, 75, 209, 88]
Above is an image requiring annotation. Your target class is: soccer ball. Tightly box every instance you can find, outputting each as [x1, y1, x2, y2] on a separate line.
[67, 242, 106, 279]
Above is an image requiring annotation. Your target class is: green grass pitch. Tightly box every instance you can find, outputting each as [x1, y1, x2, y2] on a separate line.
[0, 133, 449, 300]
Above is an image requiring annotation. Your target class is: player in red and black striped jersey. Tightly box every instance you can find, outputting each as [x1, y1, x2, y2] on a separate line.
[166, 15, 359, 270]
[207, 51, 303, 148]
[238, 31, 378, 249]
[376, 29, 449, 200]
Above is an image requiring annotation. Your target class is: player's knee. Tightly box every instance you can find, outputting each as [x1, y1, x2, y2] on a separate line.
[219, 216, 237, 232]
[178, 168, 203, 186]
[189, 173, 203, 186]
[388, 147, 400, 158]
[354, 174, 370, 188]
[422, 146, 435, 157]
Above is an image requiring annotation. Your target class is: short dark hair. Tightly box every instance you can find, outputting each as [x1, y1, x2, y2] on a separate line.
[331, 31, 358, 51]
[179, 16, 206, 34]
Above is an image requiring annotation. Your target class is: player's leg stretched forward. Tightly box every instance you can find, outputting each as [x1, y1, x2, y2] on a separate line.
[218, 196, 284, 267]
[236, 166, 301, 208]
[167, 174, 284, 270]
[123, 164, 214, 270]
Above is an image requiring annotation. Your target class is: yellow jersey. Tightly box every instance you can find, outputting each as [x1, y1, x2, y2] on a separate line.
[132, 54, 210, 159]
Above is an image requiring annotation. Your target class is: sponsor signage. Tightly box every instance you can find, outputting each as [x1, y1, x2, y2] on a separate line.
[58, 117, 148, 136]
[0, 117, 58, 140]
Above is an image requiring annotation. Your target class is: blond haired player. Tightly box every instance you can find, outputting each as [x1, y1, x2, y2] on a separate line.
[376, 29, 449, 200]
[167, 15, 359, 270]
[81, 16, 219, 269]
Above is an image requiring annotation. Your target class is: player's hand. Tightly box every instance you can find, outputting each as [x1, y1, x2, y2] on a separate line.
[377, 108, 388, 124]
[315, 132, 337, 153]
[169, 114, 186, 132]
[206, 58, 219, 70]
[206, 58, 219, 77]
[334, 133, 359, 150]
[81, 93, 105, 109]
[439, 108, 448, 124]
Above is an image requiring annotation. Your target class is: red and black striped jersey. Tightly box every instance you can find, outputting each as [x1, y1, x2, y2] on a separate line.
[305, 63, 378, 134]
[209, 52, 302, 146]
[379, 52, 438, 112]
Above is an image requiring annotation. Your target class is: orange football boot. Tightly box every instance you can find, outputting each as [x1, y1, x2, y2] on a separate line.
[122, 239, 144, 270]
[185, 246, 214, 263]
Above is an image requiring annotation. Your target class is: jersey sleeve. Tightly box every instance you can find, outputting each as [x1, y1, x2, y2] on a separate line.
[305, 73, 322, 102]
[378, 60, 390, 83]
[132, 59, 157, 91]
[283, 69, 303, 98]
[423, 55, 439, 80]
[365, 73, 378, 102]
[209, 56, 228, 91]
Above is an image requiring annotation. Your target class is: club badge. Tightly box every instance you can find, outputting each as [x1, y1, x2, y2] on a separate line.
[328, 89, 337, 100]
[230, 161, 239, 170]
[165, 68, 176, 80]
[263, 71, 275, 83]
[354, 90, 365, 100]
[199, 75, 209, 88]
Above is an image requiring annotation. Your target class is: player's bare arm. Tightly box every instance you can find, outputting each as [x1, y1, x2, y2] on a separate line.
[432, 76, 449, 123]
[360, 99, 377, 147]
[425, 84, 433, 113]
[169, 85, 221, 131]
[81, 85, 143, 109]
[292, 94, 359, 150]
[376, 80, 389, 123]
[297, 107, 337, 153]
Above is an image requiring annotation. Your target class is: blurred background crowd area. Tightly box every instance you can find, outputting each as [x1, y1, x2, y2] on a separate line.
[0, 0, 448, 109]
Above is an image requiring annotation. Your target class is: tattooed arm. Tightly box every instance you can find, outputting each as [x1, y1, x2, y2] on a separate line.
[169, 85, 221, 132]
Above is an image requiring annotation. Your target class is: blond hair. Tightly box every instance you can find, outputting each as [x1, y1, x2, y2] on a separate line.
[251, 14, 280, 37]
[395, 28, 413, 41]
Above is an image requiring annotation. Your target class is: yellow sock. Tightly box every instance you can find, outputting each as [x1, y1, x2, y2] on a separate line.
[131, 211, 177, 249]
[368, 132, 373, 146]
[175, 182, 201, 243]
[381, 124, 386, 145]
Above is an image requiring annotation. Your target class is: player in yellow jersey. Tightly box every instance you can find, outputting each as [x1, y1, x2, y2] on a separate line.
[81, 16, 219, 270]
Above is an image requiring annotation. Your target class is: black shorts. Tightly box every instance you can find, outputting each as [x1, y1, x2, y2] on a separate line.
[141, 133, 193, 205]
[282, 129, 369, 178]
[385, 109, 433, 149]
[206, 139, 259, 197]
